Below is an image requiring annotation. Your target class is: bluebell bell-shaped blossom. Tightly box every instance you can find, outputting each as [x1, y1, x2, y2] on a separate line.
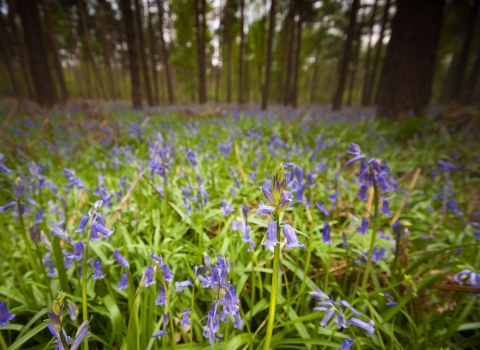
[0, 201, 16, 213]
[315, 202, 330, 217]
[91, 260, 106, 280]
[163, 312, 170, 325]
[73, 242, 85, 261]
[232, 220, 255, 248]
[13, 178, 24, 198]
[141, 265, 156, 287]
[322, 222, 332, 244]
[335, 313, 348, 329]
[43, 251, 52, 268]
[62, 168, 84, 192]
[339, 339, 355, 350]
[377, 173, 391, 193]
[220, 200, 234, 216]
[67, 301, 79, 322]
[380, 292, 397, 306]
[454, 269, 480, 291]
[151, 330, 168, 338]
[62, 250, 73, 268]
[202, 307, 222, 347]
[437, 159, 456, 172]
[349, 318, 375, 336]
[29, 223, 40, 242]
[150, 253, 164, 267]
[0, 302, 15, 326]
[262, 220, 278, 252]
[114, 250, 130, 268]
[233, 313, 244, 330]
[342, 232, 348, 248]
[0, 154, 11, 174]
[372, 247, 388, 262]
[91, 223, 114, 240]
[156, 286, 167, 305]
[356, 219, 369, 235]
[320, 308, 336, 327]
[218, 142, 232, 157]
[179, 309, 191, 327]
[51, 226, 72, 243]
[380, 199, 392, 216]
[162, 265, 174, 282]
[221, 291, 240, 316]
[175, 280, 193, 292]
[117, 272, 128, 290]
[307, 173, 314, 187]
[256, 201, 274, 216]
[338, 300, 360, 317]
[295, 185, 305, 203]
[310, 288, 329, 300]
[260, 186, 276, 206]
[186, 148, 197, 167]
[283, 223, 304, 248]
[357, 185, 369, 201]
[345, 143, 366, 167]
[278, 191, 294, 211]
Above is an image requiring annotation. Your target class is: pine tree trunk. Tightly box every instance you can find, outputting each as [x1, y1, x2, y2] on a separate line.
[5, 0, 34, 98]
[77, 0, 107, 99]
[366, 0, 391, 106]
[0, 13, 22, 99]
[361, 0, 379, 106]
[261, 0, 275, 110]
[147, 5, 159, 104]
[292, 0, 303, 108]
[446, 0, 480, 102]
[332, 0, 359, 110]
[376, 0, 445, 117]
[238, 0, 245, 104]
[99, 0, 117, 100]
[283, 4, 295, 105]
[121, 0, 142, 108]
[310, 50, 320, 104]
[133, 0, 153, 106]
[18, 0, 57, 106]
[40, 0, 69, 103]
[225, 1, 233, 103]
[347, 10, 365, 106]
[157, 0, 174, 104]
[462, 45, 480, 105]
[194, 0, 207, 104]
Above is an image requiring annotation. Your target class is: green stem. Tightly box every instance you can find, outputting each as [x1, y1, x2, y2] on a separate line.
[81, 235, 91, 350]
[250, 251, 256, 310]
[190, 278, 196, 350]
[127, 286, 144, 350]
[263, 219, 281, 350]
[361, 180, 379, 296]
[325, 243, 331, 291]
[59, 327, 70, 350]
[0, 331, 8, 350]
[161, 276, 176, 350]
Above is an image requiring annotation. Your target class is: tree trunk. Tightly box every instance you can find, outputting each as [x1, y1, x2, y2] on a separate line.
[99, 0, 117, 100]
[121, 0, 142, 108]
[375, 0, 445, 117]
[283, 5, 295, 105]
[238, 0, 245, 104]
[462, 45, 480, 105]
[157, 0, 174, 104]
[332, 0, 359, 111]
[0, 13, 22, 99]
[446, 0, 480, 102]
[292, 0, 303, 108]
[5, 0, 34, 98]
[361, 0, 379, 106]
[147, 4, 159, 104]
[310, 50, 320, 103]
[194, 0, 207, 104]
[347, 9, 365, 106]
[40, 0, 69, 103]
[133, 0, 153, 106]
[77, 0, 107, 99]
[261, 0, 275, 110]
[225, 1, 233, 103]
[18, 0, 57, 106]
[366, 0, 391, 106]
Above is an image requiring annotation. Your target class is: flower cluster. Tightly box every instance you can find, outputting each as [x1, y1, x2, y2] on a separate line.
[231, 204, 255, 249]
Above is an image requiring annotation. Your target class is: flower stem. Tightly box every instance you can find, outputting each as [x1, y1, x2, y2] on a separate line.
[361, 180, 379, 296]
[81, 226, 92, 350]
[161, 277, 176, 350]
[127, 286, 143, 349]
[263, 219, 281, 350]
[0, 331, 7, 350]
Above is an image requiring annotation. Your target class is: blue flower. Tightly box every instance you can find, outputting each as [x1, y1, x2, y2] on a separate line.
[47, 262, 57, 277]
[356, 219, 369, 235]
[283, 223, 304, 248]
[315, 202, 330, 217]
[0, 154, 12, 174]
[278, 191, 294, 211]
[256, 201, 274, 216]
[310, 288, 329, 300]
[349, 318, 375, 336]
[342, 232, 348, 248]
[320, 308, 335, 327]
[113, 250, 130, 268]
[73, 242, 85, 261]
[262, 220, 278, 252]
[260, 186, 276, 206]
[338, 300, 360, 317]
[151, 329, 168, 338]
[179, 309, 191, 327]
[117, 272, 128, 290]
[380, 199, 392, 216]
[339, 339, 355, 350]
[91, 224, 114, 240]
[322, 222, 332, 244]
[175, 280, 193, 292]
[345, 143, 366, 167]
[0, 302, 15, 327]
[0, 201, 16, 213]
[202, 307, 222, 347]
[162, 265, 174, 282]
[380, 292, 397, 306]
[232, 220, 255, 248]
[141, 266, 156, 287]
[156, 286, 167, 305]
[91, 260, 106, 280]
[220, 200, 234, 216]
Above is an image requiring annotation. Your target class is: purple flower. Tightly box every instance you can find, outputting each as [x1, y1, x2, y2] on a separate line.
[73, 242, 85, 261]
[156, 286, 167, 305]
[262, 220, 278, 252]
[380, 199, 392, 216]
[338, 300, 360, 317]
[342, 232, 348, 248]
[75, 215, 89, 233]
[349, 318, 375, 336]
[0, 302, 15, 327]
[345, 143, 366, 167]
[220, 200, 234, 216]
[91, 224, 114, 239]
[117, 272, 128, 290]
[307, 173, 314, 187]
[162, 265, 174, 282]
[320, 308, 335, 327]
[283, 223, 304, 248]
[141, 266, 156, 287]
[47, 262, 57, 277]
[150, 253, 164, 267]
[0, 201, 16, 213]
[175, 280, 193, 292]
[67, 301, 78, 322]
[310, 288, 329, 300]
[113, 250, 130, 268]
[232, 220, 256, 248]
[256, 201, 274, 216]
[186, 148, 197, 167]
[13, 179, 24, 199]
[261, 186, 276, 206]
[381, 292, 397, 306]
[202, 307, 222, 347]
[151, 330, 168, 338]
[335, 313, 348, 329]
[356, 219, 369, 235]
[91, 260, 106, 280]
[179, 308, 191, 327]
[278, 191, 294, 211]
[0, 154, 11, 174]
[339, 339, 355, 350]
[357, 185, 369, 200]
[372, 247, 388, 262]
[322, 222, 332, 244]
[315, 202, 330, 217]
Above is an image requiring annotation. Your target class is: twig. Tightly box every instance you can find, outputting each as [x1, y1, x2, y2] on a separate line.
[140, 115, 151, 129]
[106, 172, 144, 227]
[390, 167, 422, 225]
[431, 284, 480, 294]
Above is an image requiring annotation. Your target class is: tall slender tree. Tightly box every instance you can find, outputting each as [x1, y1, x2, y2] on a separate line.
[0, 12, 22, 99]
[283, 3, 295, 105]
[238, 0, 245, 104]
[157, 0, 175, 104]
[99, 0, 117, 100]
[121, 0, 142, 107]
[195, 0, 207, 103]
[361, 0, 379, 106]
[147, 3, 159, 104]
[347, 8, 365, 106]
[134, 0, 154, 106]
[261, 0, 276, 110]
[332, 0, 360, 110]
[292, 0, 304, 108]
[462, 45, 480, 104]
[225, 0, 234, 103]
[18, 0, 57, 106]
[376, 0, 445, 117]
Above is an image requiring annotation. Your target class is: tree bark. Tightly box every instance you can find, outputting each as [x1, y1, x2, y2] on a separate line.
[18, 0, 57, 106]
[375, 0, 445, 117]
[238, 0, 245, 104]
[261, 0, 275, 110]
[121, 0, 142, 108]
[194, 0, 207, 104]
[347, 9, 365, 106]
[361, 0, 379, 106]
[446, 0, 480, 102]
[332, 0, 360, 110]
[0, 12, 22, 99]
[40, 0, 69, 103]
[77, 0, 107, 99]
[283, 4, 295, 105]
[225, 0, 233, 103]
[292, 0, 304, 108]
[366, 0, 391, 106]
[99, 0, 117, 100]
[157, 0, 174, 104]
[147, 4, 159, 104]
[462, 45, 480, 105]
[310, 49, 320, 103]
[5, 0, 34, 98]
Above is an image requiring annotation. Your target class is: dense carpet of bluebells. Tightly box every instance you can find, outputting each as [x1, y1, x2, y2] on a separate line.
[0, 101, 479, 350]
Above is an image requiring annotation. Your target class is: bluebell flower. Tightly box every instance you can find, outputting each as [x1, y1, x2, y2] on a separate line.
[13, 178, 24, 199]
[117, 272, 128, 290]
[232, 220, 255, 248]
[91, 260, 106, 280]
[380, 199, 392, 216]
[156, 286, 167, 305]
[91, 223, 114, 240]
[322, 222, 332, 244]
[380, 292, 397, 306]
[162, 265, 174, 282]
[0, 154, 12, 174]
[179, 308, 191, 327]
[62, 168, 84, 192]
[62, 250, 73, 268]
[310, 288, 329, 300]
[47, 262, 57, 277]
[150, 253, 164, 267]
[349, 318, 375, 336]
[357, 185, 369, 200]
[339, 339, 355, 350]
[163, 312, 170, 325]
[0, 302, 15, 327]
[220, 200, 234, 216]
[256, 201, 274, 216]
[283, 223, 304, 248]
[151, 330, 168, 338]
[278, 191, 294, 211]
[186, 148, 197, 167]
[262, 220, 278, 252]
[356, 219, 369, 235]
[372, 247, 388, 262]
[342, 232, 348, 248]
[73, 242, 85, 261]
[29, 223, 40, 243]
[338, 300, 360, 317]
[67, 301, 78, 322]
[175, 280, 193, 292]
[320, 308, 336, 327]
[345, 143, 366, 166]
[202, 307, 222, 347]
[335, 313, 348, 329]
[233, 313, 244, 330]
[141, 265, 156, 287]
[307, 173, 314, 187]
[260, 186, 276, 206]
[474, 230, 480, 240]
[0, 201, 16, 213]
[114, 250, 130, 268]
[315, 202, 330, 217]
